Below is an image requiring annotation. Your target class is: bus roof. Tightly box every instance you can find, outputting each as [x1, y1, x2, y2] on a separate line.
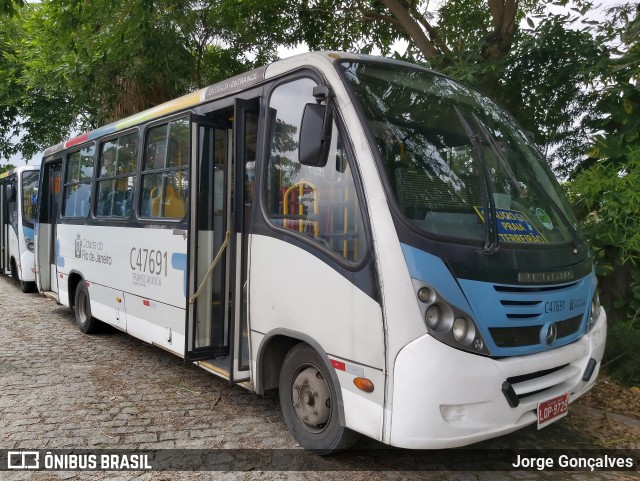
[41, 52, 400, 158]
[0, 164, 40, 180]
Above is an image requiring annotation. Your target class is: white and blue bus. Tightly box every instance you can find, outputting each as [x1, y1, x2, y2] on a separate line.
[1, 165, 39, 292]
[35, 52, 606, 452]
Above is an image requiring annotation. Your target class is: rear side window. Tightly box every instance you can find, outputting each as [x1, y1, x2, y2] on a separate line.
[140, 119, 189, 219]
[96, 132, 139, 218]
[63, 145, 95, 218]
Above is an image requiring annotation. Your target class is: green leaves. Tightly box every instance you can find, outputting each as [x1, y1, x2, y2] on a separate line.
[0, 0, 285, 161]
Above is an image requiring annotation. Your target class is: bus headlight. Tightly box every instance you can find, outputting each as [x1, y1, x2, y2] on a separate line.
[587, 291, 600, 333]
[425, 305, 442, 330]
[413, 279, 490, 356]
[417, 287, 433, 303]
[452, 318, 468, 342]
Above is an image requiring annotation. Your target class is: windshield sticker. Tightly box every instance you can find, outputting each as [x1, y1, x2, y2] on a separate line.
[535, 208, 554, 230]
[474, 207, 548, 244]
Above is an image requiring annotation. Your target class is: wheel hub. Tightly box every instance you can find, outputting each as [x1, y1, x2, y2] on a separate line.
[291, 366, 331, 430]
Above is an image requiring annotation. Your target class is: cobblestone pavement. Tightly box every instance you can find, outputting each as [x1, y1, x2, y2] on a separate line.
[0, 276, 637, 481]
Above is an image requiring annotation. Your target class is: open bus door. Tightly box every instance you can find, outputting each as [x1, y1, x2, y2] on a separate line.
[35, 159, 62, 295]
[1, 174, 18, 276]
[185, 114, 232, 365]
[185, 99, 259, 383]
[0, 177, 6, 274]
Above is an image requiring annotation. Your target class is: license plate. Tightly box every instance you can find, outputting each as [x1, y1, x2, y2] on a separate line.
[537, 393, 569, 429]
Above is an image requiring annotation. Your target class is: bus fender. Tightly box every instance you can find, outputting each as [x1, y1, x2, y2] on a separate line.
[255, 328, 346, 427]
[66, 270, 85, 308]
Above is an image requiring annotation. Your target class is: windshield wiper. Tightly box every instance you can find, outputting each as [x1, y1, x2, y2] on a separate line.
[472, 114, 582, 252]
[472, 113, 521, 195]
[454, 106, 498, 254]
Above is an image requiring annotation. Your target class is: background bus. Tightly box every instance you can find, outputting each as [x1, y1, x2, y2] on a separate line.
[34, 52, 606, 453]
[0, 165, 39, 293]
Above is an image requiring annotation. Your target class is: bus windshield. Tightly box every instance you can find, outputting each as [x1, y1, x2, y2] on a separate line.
[340, 60, 578, 247]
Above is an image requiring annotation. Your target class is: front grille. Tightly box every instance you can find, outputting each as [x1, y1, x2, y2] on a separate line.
[502, 363, 580, 406]
[490, 314, 584, 348]
[506, 313, 539, 320]
[507, 364, 569, 385]
[490, 326, 540, 348]
[500, 300, 540, 306]
[487, 280, 586, 350]
[494, 283, 578, 294]
[556, 315, 583, 339]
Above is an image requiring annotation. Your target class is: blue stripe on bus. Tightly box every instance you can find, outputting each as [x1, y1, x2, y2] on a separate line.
[171, 253, 187, 298]
[22, 226, 34, 239]
[400, 243, 472, 313]
[56, 239, 65, 268]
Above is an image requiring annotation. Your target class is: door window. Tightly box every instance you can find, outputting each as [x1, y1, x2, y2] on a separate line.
[266, 78, 367, 263]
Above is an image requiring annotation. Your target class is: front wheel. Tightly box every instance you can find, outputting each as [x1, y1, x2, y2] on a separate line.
[75, 281, 99, 334]
[279, 343, 359, 454]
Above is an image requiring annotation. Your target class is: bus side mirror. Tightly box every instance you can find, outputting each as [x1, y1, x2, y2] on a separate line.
[299, 103, 332, 167]
[6, 184, 16, 202]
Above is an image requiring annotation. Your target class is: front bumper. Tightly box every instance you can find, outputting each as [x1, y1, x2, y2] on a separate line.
[389, 307, 607, 449]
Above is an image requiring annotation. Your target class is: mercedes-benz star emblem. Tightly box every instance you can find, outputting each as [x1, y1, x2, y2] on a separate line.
[545, 323, 557, 345]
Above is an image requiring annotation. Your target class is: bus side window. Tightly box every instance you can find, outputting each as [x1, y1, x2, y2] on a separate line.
[63, 145, 95, 218]
[96, 132, 138, 218]
[266, 78, 367, 263]
[141, 119, 189, 220]
[7, 176, 18, 233]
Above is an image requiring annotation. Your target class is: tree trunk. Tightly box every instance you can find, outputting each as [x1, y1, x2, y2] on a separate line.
[599, 251, 633, 325]
[380, 0, 440, 60]
[483, 0, 519, 61]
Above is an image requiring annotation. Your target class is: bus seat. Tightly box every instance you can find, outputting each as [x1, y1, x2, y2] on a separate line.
[163, 185, 185, 218]
[78, 199, 89, 217]
[97, 190, 111, 216]
[122, 189, 133, 217]
[150, 187, 161, 217]
[141, 188, 151, 217]
[112, 190, 125, 216]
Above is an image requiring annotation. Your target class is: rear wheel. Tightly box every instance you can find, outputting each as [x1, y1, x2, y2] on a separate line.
[75, 281, 99, 334]
[279, 343, 359, 454]
[20, 280, 35, 293]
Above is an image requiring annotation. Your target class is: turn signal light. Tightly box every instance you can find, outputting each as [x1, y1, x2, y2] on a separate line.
[353, 377, 374, 393]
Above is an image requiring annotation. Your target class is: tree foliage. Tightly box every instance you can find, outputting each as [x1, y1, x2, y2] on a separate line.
[0, 0, 284, 161]
[0, 163, 16, 175]
[0, 0, 622, 169]
[569, 4, 640, 384]
[0, 0, 23, 17]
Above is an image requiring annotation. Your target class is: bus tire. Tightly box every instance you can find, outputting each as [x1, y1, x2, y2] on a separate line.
[9, 259, 18, 282]
[279, 343, 359, 454]
[75, 282, 98, 334]
[20, 280, 35, 293]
